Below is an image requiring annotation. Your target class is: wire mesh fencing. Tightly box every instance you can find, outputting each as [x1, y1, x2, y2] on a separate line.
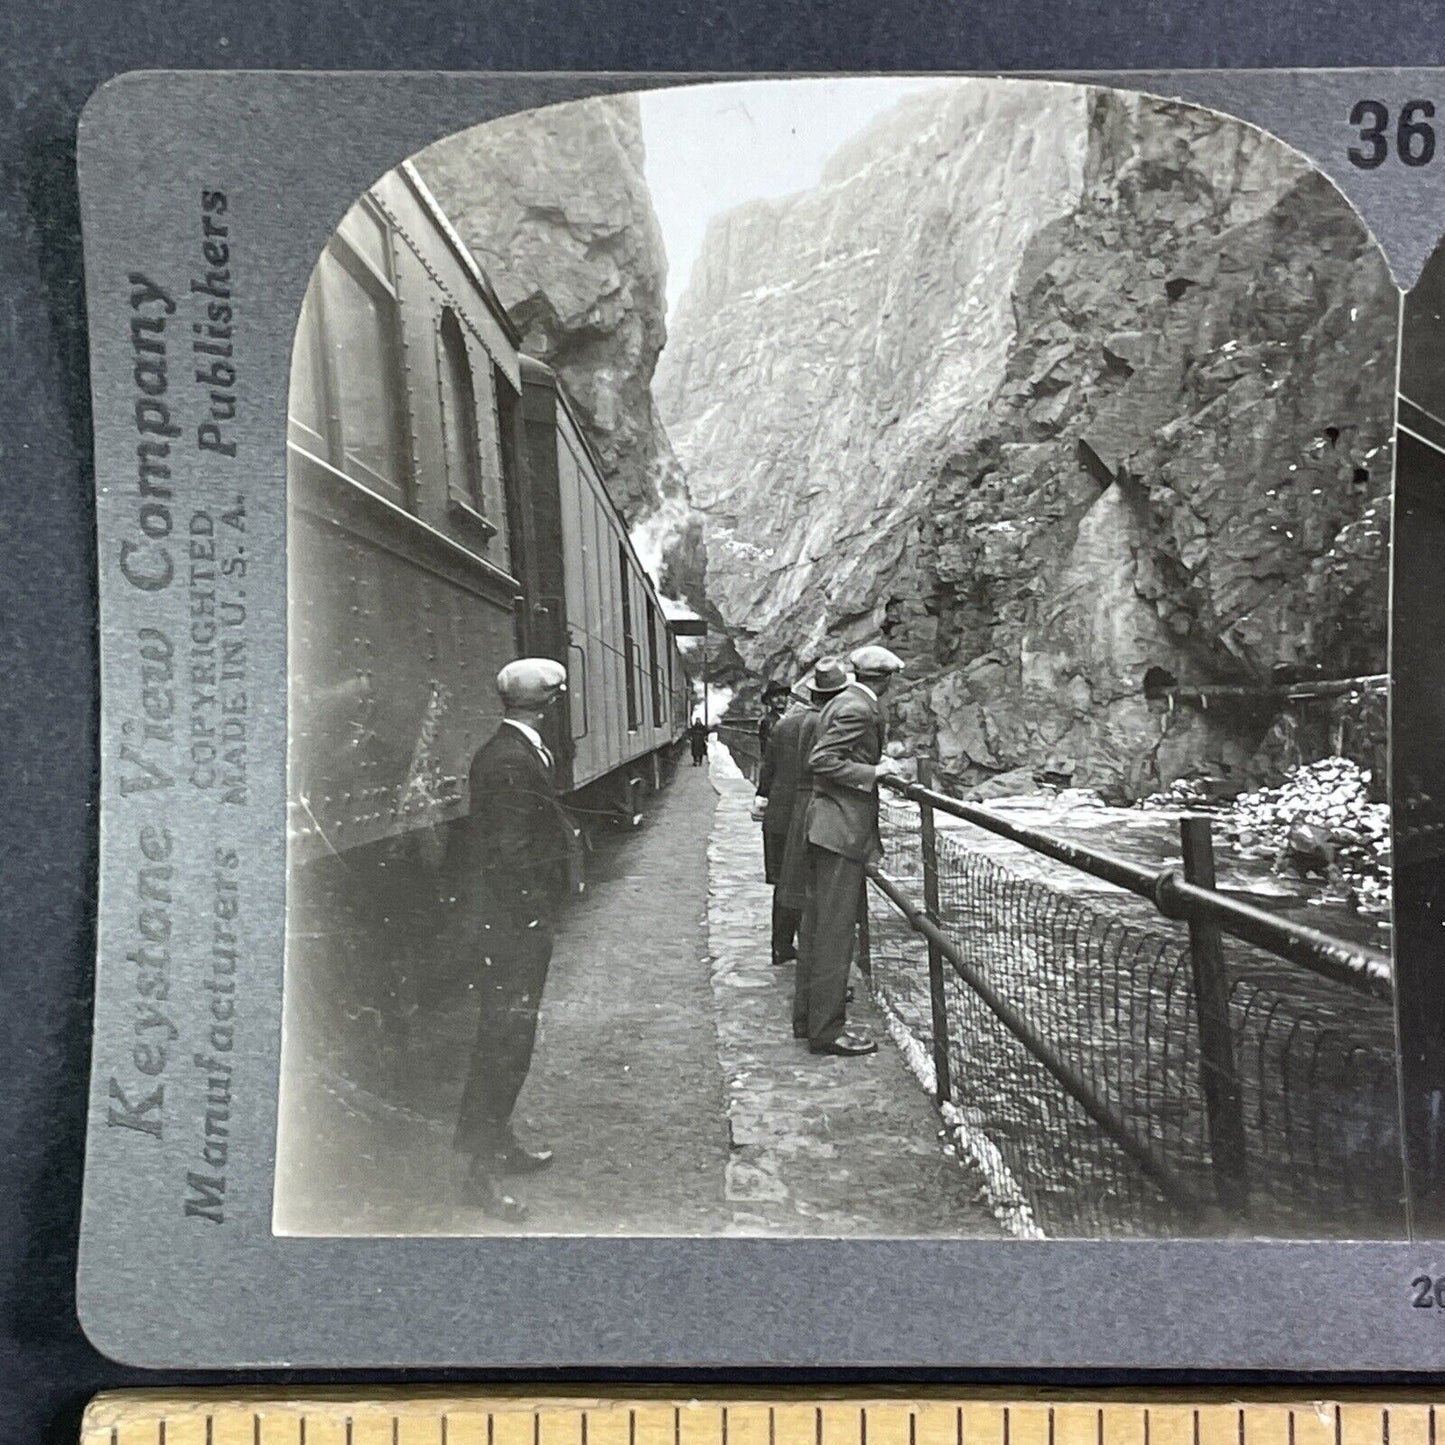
[866, 791, 1405, 1239]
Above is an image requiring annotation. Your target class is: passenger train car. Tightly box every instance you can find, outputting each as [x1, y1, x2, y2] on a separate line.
[286, 160, 689, 902]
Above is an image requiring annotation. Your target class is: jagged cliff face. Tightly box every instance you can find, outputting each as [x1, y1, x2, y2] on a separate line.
[657, 82, 1395, 799]
[413, 95, 684, 527]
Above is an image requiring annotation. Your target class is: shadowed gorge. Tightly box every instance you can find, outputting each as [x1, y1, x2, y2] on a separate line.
[654, 84, 1395, 800]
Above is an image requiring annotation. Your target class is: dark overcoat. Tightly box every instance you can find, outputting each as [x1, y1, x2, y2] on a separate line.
[757, 703, 811, 838]
[776, 705, 822, 912]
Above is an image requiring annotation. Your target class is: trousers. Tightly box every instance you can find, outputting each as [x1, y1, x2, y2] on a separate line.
[453, 910, 553, 1157]
[771, 892, 801, 963]
[794, 843, 864, 1046]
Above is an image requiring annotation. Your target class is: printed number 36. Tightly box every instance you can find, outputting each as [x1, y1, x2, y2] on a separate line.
[1350, 100, 1436, 168]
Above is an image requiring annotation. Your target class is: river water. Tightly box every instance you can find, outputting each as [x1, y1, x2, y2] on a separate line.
[930, 791, 1391, 955]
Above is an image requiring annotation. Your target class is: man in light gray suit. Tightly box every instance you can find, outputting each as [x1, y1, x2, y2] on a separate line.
[799, 644, 906, 1056]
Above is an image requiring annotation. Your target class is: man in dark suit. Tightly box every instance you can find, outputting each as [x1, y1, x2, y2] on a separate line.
[450, 657, 572, 1221]
[754, 678, 807, 964]
[687, 716, 711, 765]
[800, 645, 906, 1056]
[757, 682, 790, 755]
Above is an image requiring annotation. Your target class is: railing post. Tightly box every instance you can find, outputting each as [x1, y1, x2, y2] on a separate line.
[1180, 815, 1249, 1217]
[917, 760, 954, 1106]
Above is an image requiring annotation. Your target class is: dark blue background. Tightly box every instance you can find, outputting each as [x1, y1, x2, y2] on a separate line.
[5, 3, 1445, 1442]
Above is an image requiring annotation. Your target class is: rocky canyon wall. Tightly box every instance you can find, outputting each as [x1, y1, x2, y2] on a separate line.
[412, 95, 687, 540]
[656, 82, 1396, 799]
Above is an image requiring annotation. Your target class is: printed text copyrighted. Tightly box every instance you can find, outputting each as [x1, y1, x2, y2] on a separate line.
[107, 187, 249, 1227]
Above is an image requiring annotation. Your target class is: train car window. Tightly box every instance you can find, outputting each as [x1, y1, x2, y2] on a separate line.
[646, 596, 663, 726]
[437, 308, 487, 517]
[336, 197, 394, 287]
[618, 540, 640, 732]
[317, 231, 409, 507]
[489, 364, 519, 568]
[288, 278, 332, 457]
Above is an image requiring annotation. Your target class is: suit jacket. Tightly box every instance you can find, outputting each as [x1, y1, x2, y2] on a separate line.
[806, 682, 887, 862]
[454, 721, 572, 925]
[756, 703, 812, 838]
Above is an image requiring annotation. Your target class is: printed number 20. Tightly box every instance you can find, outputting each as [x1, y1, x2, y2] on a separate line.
[1350, 100, 1436, 168]
[1410, 1274, 1445, 1307]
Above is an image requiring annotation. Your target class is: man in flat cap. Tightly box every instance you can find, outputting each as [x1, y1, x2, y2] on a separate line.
[800, 645, 906, 1056]
[753, 659, 850, 967]
[450, 657, 572, 1221]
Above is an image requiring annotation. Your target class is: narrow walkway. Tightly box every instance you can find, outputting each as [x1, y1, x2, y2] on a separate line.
[705, 741, 998, 1235]
[503, 757, 731, 1233]
[279, 748, 996, 1237]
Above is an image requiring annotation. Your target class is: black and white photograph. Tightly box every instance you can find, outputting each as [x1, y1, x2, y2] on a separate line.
[269, 76, 1403, 1241]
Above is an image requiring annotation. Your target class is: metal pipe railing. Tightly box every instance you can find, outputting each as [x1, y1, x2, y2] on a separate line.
[879, 774, 1392, 1003]
[864, 860, 1204, 1218]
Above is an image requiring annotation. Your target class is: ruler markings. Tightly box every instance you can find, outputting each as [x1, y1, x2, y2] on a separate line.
[84, 1399, 1445, 1445]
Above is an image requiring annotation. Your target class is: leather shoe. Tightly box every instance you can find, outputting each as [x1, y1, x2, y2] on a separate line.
[810, 1031, 878, 1057]
[463, 1159, 528, 1221]
[500, 1136, 555, 1173]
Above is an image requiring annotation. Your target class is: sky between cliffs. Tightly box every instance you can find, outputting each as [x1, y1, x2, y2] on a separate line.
[638, 77, 947, 321]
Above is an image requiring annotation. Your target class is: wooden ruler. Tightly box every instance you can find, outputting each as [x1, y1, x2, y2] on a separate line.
[80, 1394, 1444, 1445]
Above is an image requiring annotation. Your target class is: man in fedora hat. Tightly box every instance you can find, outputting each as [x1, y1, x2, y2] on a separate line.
[753, 658, 850, 968]
[800, 644, 907, 1056]
[449, 657, 572, 1221]
[758, 680, 791, 756]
